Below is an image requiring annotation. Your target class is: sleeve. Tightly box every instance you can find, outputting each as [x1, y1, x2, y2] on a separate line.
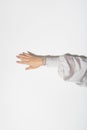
[44, 53, 87, 86]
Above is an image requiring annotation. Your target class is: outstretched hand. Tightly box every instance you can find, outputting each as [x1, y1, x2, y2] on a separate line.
[16, 51, 45, 70]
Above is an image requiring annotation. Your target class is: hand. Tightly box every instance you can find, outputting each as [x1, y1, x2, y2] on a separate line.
[16, 51, 45, 70]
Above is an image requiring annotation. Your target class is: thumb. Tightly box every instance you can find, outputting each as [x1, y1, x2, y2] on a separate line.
[25, 66, 38, 70]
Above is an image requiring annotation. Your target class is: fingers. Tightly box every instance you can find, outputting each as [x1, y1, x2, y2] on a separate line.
[16, 52, 33, 61]
[22, 52, 30, 56]
[16, 55, 31, 61]
[16, 60, 29, 64]
[16, 51, 39, 70]
[16, 51, 38, 67]
[16, 51, 37, 64]
[16, 54, 32, 64]
[17, 53, 30, 58]
[27, 51, 36, 56]
[16, 51, 35, 59]
[22, 51, 35, 56]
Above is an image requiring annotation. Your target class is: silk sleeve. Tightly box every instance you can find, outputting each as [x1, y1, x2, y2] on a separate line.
[45, 53, 87, 86]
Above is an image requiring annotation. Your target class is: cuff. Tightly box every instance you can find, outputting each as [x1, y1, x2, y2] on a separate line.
[45, 55, 60, 67]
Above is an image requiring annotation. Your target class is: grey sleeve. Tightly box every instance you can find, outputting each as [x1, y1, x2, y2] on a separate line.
[44, 53, 87, 86]
[44, 55, 60, 67]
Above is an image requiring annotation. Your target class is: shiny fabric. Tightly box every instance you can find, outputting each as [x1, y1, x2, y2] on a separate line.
[45, 53, 87, 86]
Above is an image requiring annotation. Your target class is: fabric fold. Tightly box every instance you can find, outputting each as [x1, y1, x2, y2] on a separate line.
[45, 53, 87, 86]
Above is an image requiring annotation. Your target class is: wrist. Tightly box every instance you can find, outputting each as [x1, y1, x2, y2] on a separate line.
[40, 56, 46, 66]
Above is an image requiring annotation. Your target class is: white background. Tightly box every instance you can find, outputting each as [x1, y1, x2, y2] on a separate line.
[0, 0, 87, 130]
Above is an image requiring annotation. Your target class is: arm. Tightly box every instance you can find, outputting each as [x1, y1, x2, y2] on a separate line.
[16, 52, 87, 86]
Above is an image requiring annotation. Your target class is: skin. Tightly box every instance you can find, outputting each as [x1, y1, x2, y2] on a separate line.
[16, 51, 45, 70]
